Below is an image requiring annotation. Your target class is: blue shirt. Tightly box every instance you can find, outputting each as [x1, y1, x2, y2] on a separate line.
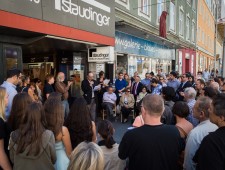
[152, 84, 162, 95]
[167, 79, 180, 91]
[115, 79, 127, 91]
[141, 78, 151, 90]
[1, 81, 18, 119]
[186, 99, 199, 127]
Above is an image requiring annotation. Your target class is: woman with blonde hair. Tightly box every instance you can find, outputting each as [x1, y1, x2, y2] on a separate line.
[68, 141, 104, 170]
[0, 87, 12, 170]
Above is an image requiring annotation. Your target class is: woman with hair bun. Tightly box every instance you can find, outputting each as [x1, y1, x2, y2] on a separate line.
[97, 120, 125, 170]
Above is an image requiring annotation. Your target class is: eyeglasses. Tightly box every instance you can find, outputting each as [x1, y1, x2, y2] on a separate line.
[182, 76, 186, 78]
[127, 91, 130, 92]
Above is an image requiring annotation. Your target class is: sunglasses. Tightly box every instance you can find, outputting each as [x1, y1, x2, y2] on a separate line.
[127, 91, 130, 92]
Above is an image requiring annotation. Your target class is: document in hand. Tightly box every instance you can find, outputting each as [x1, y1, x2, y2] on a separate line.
[103, 79, 110, 85]
[94, 85, 101, 91]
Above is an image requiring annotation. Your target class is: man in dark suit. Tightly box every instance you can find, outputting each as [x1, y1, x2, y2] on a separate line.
[81, 71, 99, 121]
[176, 73, 192, 101]
[131, 76, 143, 116]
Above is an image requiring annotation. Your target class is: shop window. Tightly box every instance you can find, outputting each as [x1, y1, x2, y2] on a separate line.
[169, 1, 176, 31]
[116, 54, 128, 75]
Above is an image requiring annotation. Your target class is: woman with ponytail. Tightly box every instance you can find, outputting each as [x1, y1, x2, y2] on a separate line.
[97, 120, 125, 170]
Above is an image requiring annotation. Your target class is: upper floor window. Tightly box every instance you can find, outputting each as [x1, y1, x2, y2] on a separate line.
[116, 0, 130, 10]
[191, 21, 195, 42]
[179, 8, 184, 36]
[138, 0, 151, 21]
[140, 0, 150, 15]
[157, 0, 165, 23]
[169, 1, 176, 31]
[192, 0, 196, 11]
[186, 16, 190, 41]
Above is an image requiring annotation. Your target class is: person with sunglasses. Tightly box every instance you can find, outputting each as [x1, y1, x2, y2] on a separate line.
[120, 88, 135, 123]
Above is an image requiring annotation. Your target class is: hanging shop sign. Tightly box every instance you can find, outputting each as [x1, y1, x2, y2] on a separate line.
[0, 0, 115, 37]
[115, 31, 175, 60]
[88, 46, 114, 62]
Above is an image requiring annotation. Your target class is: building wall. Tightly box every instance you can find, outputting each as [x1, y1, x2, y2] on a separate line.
[115, 0, 197, 74]
[197, 0, 215, 71]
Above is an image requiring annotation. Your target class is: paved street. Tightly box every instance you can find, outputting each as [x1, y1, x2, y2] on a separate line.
[97, 116, 133, 144]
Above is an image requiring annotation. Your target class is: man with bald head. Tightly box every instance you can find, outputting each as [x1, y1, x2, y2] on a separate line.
[209, 82, 220, 93]
[119, 94, 181, 170]
[81, 71, 99, 121]
[55, 72, 72, 118]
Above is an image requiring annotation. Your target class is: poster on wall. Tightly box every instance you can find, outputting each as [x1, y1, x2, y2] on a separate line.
[96, 63, 105, 78]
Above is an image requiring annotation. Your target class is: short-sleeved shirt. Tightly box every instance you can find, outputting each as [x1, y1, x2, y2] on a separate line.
[43, 83, 54, 100]
[119, 124, 181, 170]
[1, 81, 17, 119]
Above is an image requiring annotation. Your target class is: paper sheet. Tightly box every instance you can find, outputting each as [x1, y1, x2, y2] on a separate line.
[103, 79, 110, 85]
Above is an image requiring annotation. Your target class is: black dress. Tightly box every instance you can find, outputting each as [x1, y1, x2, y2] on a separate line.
[96, 78, 107, 116]
[0, 117, 11, 169]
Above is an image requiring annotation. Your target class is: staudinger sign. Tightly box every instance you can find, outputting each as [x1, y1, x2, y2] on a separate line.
[0, 0, 115, 37]
[88, 46, 114, 63]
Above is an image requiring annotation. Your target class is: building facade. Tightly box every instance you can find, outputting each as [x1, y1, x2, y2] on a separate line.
[196, 0, 216, 72]
[0, 0, 115, 83]
[115, 0, 197, 78]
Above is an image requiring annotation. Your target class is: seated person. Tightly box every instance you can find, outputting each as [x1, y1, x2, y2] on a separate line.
[135, 86, 148, 116]
[120, 88, 135, 123]
[136, 86, 148, 103]
[102, 87, 117, 119]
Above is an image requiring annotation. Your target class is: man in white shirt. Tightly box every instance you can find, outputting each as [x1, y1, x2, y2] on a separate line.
[183, 96, 218, 170]
[202, 68, 210, 82]
[102, 86, 117, 120]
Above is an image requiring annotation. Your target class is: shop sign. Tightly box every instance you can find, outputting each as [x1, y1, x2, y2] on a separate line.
[88, 46, 114, 62]
[115, 31, 175, 60]
[0, 0, 115, 37]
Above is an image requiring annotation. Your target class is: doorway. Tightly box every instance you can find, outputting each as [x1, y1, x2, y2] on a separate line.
[185, 59, 190, 73]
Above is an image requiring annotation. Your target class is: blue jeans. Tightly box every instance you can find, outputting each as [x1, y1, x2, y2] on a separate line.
[62, 100, 70, 118]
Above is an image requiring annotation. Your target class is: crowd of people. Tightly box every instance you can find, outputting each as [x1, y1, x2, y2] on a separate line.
[0, 68, 225, 170]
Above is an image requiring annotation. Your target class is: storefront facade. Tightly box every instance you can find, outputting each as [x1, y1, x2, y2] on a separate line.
[0, 0, 115, 82]
[178, 49, 196, 75]
[115, 31, 175, 78]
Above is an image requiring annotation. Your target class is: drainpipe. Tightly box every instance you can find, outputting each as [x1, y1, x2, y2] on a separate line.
[214, 2, 218, 72]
